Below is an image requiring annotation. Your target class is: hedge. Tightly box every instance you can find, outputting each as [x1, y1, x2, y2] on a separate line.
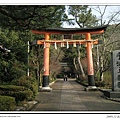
[0, 85, 25, 91]
[0, 96, 16, 111]
[0, 85, 26, 96]
[0, 85, 34, 103]
[11, 76, 38, 96]
[12, 90, 34, 102]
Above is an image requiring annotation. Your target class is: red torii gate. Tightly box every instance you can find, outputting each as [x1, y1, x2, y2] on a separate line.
[32, 25, 108, 91]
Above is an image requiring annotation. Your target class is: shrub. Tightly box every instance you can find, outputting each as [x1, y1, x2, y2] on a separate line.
[10, 63, 26, 81]
[0, 85, 25, 91]
[0, 96, 16, 111]
[0, 85, 33, 103]
[95, 81, 106, 87]
[0, 85, 26, 96]
[11, 76, 38, 96]
[12, 90, 34, 102]
[95, 71, 112, 88]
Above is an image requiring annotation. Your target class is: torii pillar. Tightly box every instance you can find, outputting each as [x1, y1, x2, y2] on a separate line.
[86, 33, 95, 90]
[42, 33, 52, 91]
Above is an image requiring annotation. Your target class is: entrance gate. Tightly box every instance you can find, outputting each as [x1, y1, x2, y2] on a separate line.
[32, 25, 108, 91]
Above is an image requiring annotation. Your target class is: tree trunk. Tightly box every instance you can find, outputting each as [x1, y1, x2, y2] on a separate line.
[77, 47, 85, 77]
[99, 56, 104, 82]
[73, 57, 77, 71]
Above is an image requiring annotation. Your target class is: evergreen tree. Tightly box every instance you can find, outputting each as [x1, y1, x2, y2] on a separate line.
[0, 5, 67, 30]
[0, 5, 67, 83]
[68, 5, 98, 27]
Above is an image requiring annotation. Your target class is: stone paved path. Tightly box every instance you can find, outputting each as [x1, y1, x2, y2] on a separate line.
[31, 79, 120, 111]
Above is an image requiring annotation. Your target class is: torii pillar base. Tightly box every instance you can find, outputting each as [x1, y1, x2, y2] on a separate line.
[85, 86, 98, 91]
[40, 87, 52, 92]
[39, 76, 52, 92]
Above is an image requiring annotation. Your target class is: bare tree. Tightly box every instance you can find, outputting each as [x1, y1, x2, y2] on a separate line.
[91, 5, 120, 82]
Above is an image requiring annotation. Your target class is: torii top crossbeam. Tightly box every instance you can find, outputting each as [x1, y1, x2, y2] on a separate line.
[32, 25, 108, 35]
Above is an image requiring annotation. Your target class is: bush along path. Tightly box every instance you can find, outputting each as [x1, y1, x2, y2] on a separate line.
[0, 76, 39, 111]
[0, 77, 56, 111]
[0, 96, 16, 111]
